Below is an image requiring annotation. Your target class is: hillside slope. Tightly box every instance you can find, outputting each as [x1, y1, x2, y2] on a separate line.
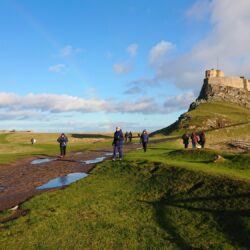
[152, 101, 250, 136]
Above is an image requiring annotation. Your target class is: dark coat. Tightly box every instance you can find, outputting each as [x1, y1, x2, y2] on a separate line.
[57, 136, 68, 147]
[140, 133, 149, 143]
[113, 130, 124, 146]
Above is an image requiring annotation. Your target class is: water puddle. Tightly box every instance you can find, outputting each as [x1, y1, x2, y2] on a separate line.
[37, 172, 88, 190]
[105, 152, 113, 156]
[75, 152, 83, 155]
[31, 158, 57, 165]
[84, 157, 106, 164]
[0, 186, 6, 192]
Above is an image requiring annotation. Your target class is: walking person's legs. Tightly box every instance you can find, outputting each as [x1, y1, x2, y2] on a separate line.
[60, 146, 63, 157]
[143, 142, 147, 152]
[113, 145, 118, 160]
[63, 146, 66, 157]
[118, 145, 123, 159]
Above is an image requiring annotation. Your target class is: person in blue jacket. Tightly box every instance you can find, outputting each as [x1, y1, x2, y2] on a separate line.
[140, 129, 149, 152]
[57, 133, 68, 158]
[112, 127, 124, 161]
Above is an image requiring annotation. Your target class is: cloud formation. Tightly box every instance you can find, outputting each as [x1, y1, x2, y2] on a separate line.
[60, 45, 83, 57]
[127, 43, 138, 57]
[48, 64, 66, 73]
[0, 91, 195, 119]
[149, 40, 175, 65]
[113, 62, 132, 75]
[131, 0, 250, 90]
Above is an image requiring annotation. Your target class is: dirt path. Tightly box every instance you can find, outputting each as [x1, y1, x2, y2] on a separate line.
[0, 142, 145, 211]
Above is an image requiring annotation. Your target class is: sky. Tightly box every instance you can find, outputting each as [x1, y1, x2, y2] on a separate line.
[0, 0, 250, 132]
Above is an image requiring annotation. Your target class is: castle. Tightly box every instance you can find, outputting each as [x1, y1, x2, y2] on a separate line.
[205, 69, 250, 91]
[195, 69, 250, 109]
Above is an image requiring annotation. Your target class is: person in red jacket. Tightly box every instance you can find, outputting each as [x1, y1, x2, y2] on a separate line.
[191, 132, 198, 149]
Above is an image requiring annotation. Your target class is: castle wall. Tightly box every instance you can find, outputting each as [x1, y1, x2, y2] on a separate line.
[247, 80, 250, 91]
[207, 77, 245, 89]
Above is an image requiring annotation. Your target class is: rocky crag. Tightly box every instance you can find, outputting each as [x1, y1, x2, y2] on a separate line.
[152, 69, 250, 135]
[190, 69, 250, 111]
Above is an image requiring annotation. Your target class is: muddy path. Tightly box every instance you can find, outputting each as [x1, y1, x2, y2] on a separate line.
[0, 142, 150, 212]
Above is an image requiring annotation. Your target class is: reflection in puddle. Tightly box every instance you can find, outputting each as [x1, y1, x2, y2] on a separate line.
[84, 157, 106, 164]
[37, 172, 88, 190]
[75, 152, 83, 155]
[105, 153, 113, 156]
[31, 158, 56, 165]
[0, 186, 6, 192]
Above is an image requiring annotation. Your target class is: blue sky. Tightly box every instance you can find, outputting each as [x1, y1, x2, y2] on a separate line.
[0, 0, 249, 132]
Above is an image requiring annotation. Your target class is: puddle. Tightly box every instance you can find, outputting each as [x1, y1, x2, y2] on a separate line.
[75, 152, 83, 155]
[84, 157, 106, 164]
[31, 158, 57, 165]
[37, 172, 88, 190]
[105, 153, 113, 156]
[0, 186, 6, 192]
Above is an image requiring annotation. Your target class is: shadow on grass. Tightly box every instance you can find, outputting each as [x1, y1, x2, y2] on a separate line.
[141, 192, 250, 249]
[71, 134, 112, 139]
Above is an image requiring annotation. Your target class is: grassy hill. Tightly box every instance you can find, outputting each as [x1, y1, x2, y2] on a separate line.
[152, 101, 250, 136]
[1, 140, 250, 249]
[152, 101, 250, 151]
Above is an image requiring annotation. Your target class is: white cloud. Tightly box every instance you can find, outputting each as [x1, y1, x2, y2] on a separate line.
[48, 64, 66, 73]
[113, 63, 132, 75]
[132, 1, 250, 90]
[123, 86, 145, 95]
[149, 40, 175, 65]
[60, 45, 83, 57]
[164, 92, 195, 111]
[127, 43, 138, 57]
[185, 0, 212, 20]
[0, 92, 193, 117]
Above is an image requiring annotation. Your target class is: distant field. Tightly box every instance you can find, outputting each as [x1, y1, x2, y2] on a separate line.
[0, 132, 113, 164]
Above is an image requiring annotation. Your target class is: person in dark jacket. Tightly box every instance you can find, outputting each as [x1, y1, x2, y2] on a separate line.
[125, 131, 129, 143]
[199, 131, 206, 148]
[128, 131, 132, 143]
[182, 132, 190, 148]
[112, 127, 124, 161]
[140, 129, 149, 152]
[57, 133, 68, 157]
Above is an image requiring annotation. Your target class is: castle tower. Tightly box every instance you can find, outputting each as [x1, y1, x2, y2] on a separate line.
[205, 69, 224, 78]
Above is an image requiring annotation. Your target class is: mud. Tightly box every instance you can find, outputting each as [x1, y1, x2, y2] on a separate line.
[0, 141, 149, 211]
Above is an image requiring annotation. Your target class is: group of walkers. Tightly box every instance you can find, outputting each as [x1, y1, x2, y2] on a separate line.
[182, 131, 206, 149]
[32, 129, 206, 160]
[124, 131, 133, 143]
[112, 127, 149, 161]
[55, 128, 149, 160]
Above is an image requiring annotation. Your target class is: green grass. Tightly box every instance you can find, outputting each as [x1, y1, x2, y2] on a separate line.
[1, 128, 250, 249]
[0, 132, 113, 164]
[0, 158, 249, 249]
[155, 101, 250, 136]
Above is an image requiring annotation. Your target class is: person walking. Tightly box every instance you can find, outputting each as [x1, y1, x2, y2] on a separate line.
[140, 129, 149, 152]
[199, 131, 206, 148]
[125, 131, 129, 143]
[57, 133, 68, 158]
[182, 132, 189, 149]
[191, 132, 198, 149]
[112, 127, 124, 161]
[128, 131, 133, 143]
